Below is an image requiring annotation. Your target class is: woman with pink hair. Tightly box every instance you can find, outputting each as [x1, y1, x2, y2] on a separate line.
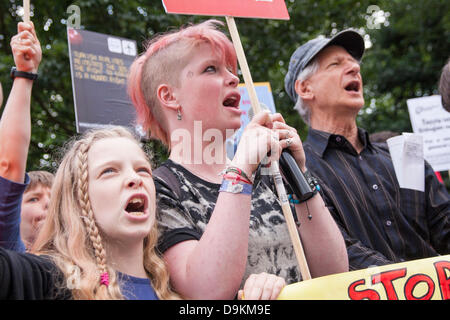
[128, 19, 348, 299]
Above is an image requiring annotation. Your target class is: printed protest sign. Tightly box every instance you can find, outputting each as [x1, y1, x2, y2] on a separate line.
[278, 255, 450, 300]
[387, 133, 425, 191]
[407, 95, 450, 172]
[162, 0, 289, 20]
[67, 28, 142, 135]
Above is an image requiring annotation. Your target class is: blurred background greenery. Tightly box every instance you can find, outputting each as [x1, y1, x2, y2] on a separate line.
[0, 0, 449, 189]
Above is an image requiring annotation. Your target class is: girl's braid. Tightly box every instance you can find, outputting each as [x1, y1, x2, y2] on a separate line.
[76, 141, 109, 284]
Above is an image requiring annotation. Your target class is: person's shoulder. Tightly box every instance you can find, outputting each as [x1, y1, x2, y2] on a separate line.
[0, 248, 70, 297]
[153, 160, 182, 196]
[0, 248, 55, 271]
[153, 160, 183, 183]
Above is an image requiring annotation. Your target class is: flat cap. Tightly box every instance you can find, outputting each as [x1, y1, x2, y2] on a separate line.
[284, 29, 365, 102]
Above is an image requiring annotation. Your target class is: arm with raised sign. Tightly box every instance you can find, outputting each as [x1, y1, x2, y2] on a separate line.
[0, 22, 41, 252]
[0, 21, 41, 183]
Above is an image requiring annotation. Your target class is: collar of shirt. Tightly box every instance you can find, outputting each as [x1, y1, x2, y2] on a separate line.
[305, 127, 377, 158]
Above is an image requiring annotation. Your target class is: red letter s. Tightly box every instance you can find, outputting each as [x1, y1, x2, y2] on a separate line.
[348, 279, 380, 300]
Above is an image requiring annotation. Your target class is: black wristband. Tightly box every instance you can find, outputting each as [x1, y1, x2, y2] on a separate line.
[10, 67, 38, 81]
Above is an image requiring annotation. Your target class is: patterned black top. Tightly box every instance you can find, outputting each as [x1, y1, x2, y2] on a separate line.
[304, 127, 450, 270]
[154, 159, 302, 286]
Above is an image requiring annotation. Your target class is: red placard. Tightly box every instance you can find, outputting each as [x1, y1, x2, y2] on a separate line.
[162, 0, 290, 20]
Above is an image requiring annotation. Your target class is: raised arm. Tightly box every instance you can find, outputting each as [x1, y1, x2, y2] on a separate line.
[0, 22, 41, 252]
[0, 21, 41, 183]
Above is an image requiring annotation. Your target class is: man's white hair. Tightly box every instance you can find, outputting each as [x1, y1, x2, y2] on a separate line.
[294, 58, 320, 125]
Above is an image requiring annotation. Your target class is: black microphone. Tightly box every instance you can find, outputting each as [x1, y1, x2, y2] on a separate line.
[279, 149, 314, 202]
[242, 104, 314, 201]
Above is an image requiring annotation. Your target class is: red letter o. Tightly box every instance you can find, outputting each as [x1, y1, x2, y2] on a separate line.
[404, 274, 435, 300]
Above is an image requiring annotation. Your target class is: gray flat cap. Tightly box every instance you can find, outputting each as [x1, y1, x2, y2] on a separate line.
[284, 29, 365, 102]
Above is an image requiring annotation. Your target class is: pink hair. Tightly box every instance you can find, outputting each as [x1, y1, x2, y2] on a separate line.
[127, 19, 237, 146]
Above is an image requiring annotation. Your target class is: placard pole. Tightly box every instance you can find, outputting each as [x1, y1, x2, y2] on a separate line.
[225, 16, 311, 280]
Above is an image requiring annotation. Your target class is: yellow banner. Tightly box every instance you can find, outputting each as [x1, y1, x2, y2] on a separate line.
[278, 255, 450, 300]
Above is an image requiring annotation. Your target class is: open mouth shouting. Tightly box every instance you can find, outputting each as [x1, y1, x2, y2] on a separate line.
[124, 194, 148, 218]
[344, 79, 361, 94]
[223, 92, 241, 108]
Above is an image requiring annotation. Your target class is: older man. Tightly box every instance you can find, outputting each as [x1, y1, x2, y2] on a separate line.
[284, 30, 450, 270]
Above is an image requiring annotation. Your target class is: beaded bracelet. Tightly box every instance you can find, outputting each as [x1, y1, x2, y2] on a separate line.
[288, 171, 321, 221]
[288, 194, 300, 204]
[288, 185, 319, 205]
[304, 170, 320, 192]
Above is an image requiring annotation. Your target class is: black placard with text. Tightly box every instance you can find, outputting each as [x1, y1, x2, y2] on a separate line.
[67, 28, 141, 135]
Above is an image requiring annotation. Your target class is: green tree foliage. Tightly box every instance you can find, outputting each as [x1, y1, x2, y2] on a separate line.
[359, 0, 450, 135]
[0, 1, 449, 188]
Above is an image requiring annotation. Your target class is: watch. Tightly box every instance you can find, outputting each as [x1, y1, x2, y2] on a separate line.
[10, 67, 38, 81]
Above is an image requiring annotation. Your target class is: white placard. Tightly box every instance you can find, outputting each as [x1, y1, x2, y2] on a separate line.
[387, 133, 425, 191]
[407, 95, 450, 172]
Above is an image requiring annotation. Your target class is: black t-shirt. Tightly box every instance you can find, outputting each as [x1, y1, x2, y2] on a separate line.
[0, 248, 72, 299]
[154, 159, 303, 286]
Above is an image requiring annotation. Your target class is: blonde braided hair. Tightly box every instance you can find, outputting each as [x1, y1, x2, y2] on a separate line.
[76, 140, 110, 289]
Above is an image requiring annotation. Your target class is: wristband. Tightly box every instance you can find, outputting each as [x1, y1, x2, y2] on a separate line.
[225, 166, 253, 184]
[10, 67, 38, 81]
[219, 179, 252, 195]
[223, 173, 252, 185]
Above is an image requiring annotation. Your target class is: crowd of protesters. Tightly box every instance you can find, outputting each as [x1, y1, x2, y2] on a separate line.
[0, 18, 448, 300]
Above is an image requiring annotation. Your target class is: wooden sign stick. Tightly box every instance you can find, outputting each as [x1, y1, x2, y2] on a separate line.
[225, 16, 312, 280]
[23, 0, 30, 23]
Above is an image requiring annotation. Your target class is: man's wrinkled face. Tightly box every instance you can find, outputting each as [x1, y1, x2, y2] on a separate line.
[306, 45, 364, 114]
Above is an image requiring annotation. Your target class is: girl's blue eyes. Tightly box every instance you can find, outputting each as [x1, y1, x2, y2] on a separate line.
[101, 168, 115, 175]
[100, 167, 151, 176]
[137, 167, 151, 174]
